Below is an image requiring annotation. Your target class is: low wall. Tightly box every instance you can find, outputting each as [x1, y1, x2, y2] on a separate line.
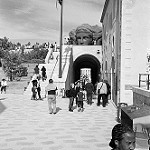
[132, 87, 150, 143]
[132, 87, 150, 106]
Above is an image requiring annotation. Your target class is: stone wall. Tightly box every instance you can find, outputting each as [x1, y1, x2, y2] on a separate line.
[132, 87, 150, 106]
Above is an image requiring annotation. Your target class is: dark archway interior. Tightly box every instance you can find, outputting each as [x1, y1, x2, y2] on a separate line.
[73, 54, 101, 85]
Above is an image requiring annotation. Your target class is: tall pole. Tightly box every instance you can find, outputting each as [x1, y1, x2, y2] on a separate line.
[59, 0, 63, 78]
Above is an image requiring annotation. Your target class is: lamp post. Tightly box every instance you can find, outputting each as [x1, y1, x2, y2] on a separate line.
[58, 0, 63, 78]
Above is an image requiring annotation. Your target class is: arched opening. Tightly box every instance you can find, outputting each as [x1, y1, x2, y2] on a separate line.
[73, 54, 101, 85]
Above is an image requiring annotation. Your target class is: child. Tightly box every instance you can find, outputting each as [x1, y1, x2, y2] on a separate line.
[31, 85, 37, 100]
[77, 89, 84, 112]
[1, 79, 7, 94]
[31, 79, 38, 100]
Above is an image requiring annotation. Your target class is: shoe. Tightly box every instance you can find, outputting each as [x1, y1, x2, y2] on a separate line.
[49, 112, 53, 114]
[53, 112, 57, 114]
[69, 109, 73, 112]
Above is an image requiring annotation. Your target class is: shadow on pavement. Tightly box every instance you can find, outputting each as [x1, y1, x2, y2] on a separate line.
[0, 98, 6, 101]
[55, 107, 62, 114]
[0, 101, 6, 114]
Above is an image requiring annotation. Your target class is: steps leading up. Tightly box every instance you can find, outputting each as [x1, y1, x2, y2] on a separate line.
[24, 46, 72, 97]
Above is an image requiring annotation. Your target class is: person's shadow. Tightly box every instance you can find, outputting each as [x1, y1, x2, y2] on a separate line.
[55, 107, 62, 114]
[0, 101, 6, 114]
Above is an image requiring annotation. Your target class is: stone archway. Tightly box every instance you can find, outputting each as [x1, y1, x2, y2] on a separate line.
[73, 54, 101, 85]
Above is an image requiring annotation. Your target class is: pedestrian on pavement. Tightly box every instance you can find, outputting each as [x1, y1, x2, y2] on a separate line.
[41, 66, 47, 81]
[68, 83, 76, 112]
[34, 65, 39, 77]
[85, 79, 94, 105]
[45, 79, 57, 114]
[96, 78, 107, 107]
[37, 76, 42, 100]
[31, 79, 38, 100]
[76, 88, 84, 112]
[75, 81, 80, 108]
[109, 123, 136, 150]
[104, 79, 111, 104]
[1, 79, 7, 94]
[54, 42, 57, 52]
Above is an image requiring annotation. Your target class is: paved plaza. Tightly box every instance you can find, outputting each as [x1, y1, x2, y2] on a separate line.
[0, 93, 148, 150]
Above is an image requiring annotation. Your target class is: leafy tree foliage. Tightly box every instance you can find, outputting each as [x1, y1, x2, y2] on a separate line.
[0, 36, 48, 70]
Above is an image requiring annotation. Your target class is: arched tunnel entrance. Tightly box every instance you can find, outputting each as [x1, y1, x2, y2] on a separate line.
[73, 54, 101, 85]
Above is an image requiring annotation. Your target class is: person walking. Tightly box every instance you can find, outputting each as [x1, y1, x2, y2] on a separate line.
[109, 123, 136, 150]
[85, 79, 94, 105]
[75, 81, 80, 108]
[104, 79, 111, 105]
[96, 79, 107, 107]
[37, 76, 42, 100]
[45, 79, 57, 114]
[77, 88, 84, 112]
[34, 65, 39, 77]
[41, 66, 47, 81]
[68, 83, 76, 112]
[1, 79, 7, 94]
[31, 79, 38, 100]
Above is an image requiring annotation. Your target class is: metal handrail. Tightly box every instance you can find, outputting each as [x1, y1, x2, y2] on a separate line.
[50, 55, 59, 78]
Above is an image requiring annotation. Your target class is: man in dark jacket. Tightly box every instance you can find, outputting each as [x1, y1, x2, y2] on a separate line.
[41, 66, 47, 81]
[68, 83, 76, 112]
[85, 79, 94, 105]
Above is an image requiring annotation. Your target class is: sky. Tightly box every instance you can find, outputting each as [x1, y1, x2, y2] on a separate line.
[0, 0, 105, 44]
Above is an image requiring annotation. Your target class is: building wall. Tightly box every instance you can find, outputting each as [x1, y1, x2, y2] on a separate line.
[72, 46, 102, 62]
[101, 0, 120, 105]
[120, 0, 150, 105]
[101, 0, 150, 105]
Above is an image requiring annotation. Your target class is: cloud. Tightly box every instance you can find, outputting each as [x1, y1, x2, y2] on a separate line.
[0, 0, 105, 43]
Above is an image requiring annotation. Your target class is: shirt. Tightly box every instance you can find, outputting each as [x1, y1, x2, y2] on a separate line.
[1, 80, 7, 86]
[96, 81, 107, 94]
[77, 91, 84, 101]
[45, 83, 57, 95]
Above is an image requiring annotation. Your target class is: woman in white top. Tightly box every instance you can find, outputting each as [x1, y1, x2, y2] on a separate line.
[96, 79, 107, 107]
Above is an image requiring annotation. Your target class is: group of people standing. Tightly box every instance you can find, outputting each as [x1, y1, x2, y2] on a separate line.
[31, 65, 47, 100]
[66, 78, 111, 112]
[66, 79, 94, 112]
[31, 64, 111, 114]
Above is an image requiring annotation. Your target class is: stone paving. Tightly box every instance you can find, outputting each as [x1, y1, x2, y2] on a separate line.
[0, 93, 148, 150]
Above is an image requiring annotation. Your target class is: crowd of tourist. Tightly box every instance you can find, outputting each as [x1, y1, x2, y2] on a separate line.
[30, 64, 111, 115]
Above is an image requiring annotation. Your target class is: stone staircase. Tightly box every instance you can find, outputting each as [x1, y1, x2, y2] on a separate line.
[24, 45, 72, 97]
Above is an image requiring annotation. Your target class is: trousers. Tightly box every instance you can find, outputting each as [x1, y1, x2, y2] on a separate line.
[47, 94, 56, 113]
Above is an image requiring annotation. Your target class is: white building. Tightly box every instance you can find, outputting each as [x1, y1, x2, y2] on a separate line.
[100, 0, 150, 105]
